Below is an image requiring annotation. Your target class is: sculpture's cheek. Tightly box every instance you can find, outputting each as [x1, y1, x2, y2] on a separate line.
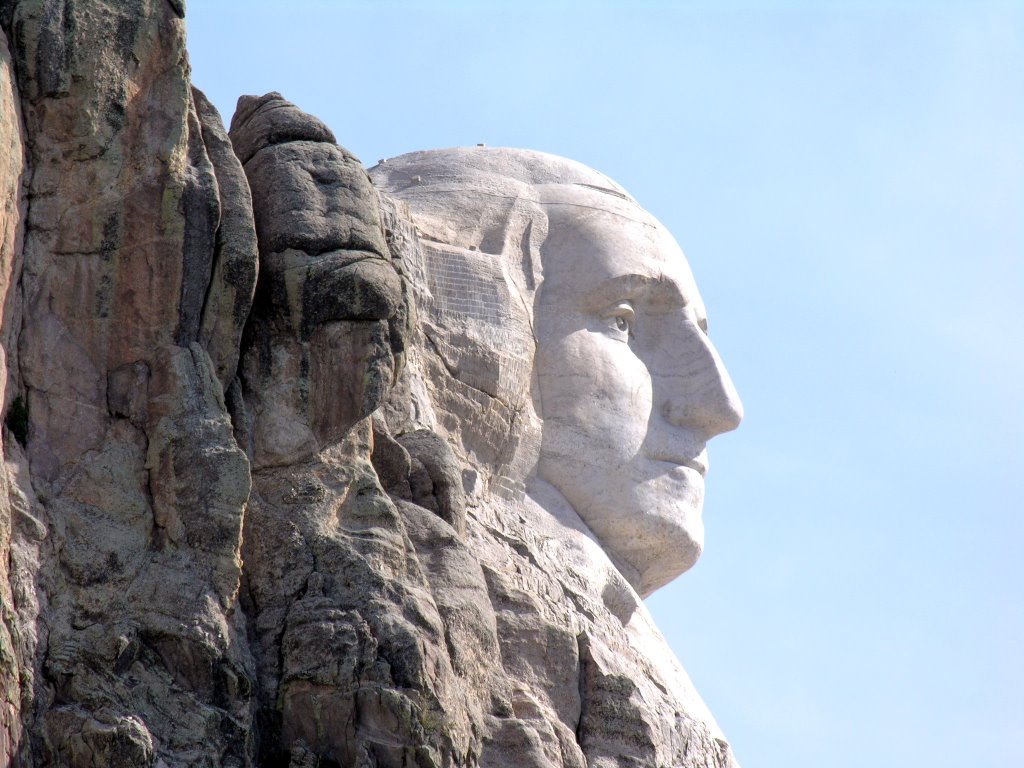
[535, 326, 653, 463]
[533, 318, 710, 593]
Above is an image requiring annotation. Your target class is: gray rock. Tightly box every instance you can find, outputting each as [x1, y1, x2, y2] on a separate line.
[194, 86, 260, 389]
[396, 429, 467, 535]
[0, 3, 256, 764]
[0, 20, 24, 762]
[229, 91, 337, 166]
[0, 3, 742, 764]
[231, 93, 408, 468]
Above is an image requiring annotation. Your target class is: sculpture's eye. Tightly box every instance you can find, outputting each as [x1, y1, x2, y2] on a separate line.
[604, 303, 635, 342]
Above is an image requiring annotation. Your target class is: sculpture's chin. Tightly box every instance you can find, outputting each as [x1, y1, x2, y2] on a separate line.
[535, 457, 709, 598]
[580, 466, 707, 597]
[605, 502, 705, 599]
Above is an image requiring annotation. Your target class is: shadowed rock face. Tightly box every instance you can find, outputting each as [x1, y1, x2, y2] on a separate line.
[229, 93, 477, 768]
[230, 91, 409, 470]
[0, 3, 740, 767]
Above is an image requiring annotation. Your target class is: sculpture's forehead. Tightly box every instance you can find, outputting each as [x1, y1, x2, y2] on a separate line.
[536, 186, 698, 308]
[370, 147, 662, 262]
[370, 147, 637, 211]
[537, 183, 660, 229]
[538, 183, 679, 269]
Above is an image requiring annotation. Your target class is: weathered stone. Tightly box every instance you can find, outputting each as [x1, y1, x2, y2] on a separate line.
[396, 429, 467, 535]
[232, 93, 385, 261]
[178, 90, 220, 347]
[0, 3, 257, 764]
[228, 91, 337, 166]
[232, 93, 407, 470]
[370, 415, 413, 499]
[241, 448, 482, 768]
[368, 147, 743, 766]
[0, 3, 745, 764]
[106, 360, 149, 427]
[0, 20, 24, 766]
[231, 125, 742, 765]
[194, 86, 259, 389]
[41, 708, 156, 768]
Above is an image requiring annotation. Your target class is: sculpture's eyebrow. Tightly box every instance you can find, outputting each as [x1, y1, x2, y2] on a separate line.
[579, 273, 686, 309]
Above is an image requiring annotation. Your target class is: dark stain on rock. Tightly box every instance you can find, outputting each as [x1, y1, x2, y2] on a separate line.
[37, 0, 73, 99]
[5, 394, 28, 446]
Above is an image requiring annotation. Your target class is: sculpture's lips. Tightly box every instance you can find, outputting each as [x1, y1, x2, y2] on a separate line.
[648, 455, 707, 477]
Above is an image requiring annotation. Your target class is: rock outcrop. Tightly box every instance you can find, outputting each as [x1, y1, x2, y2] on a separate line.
[0, 3, 739, 766]
[0, 1, 257, 764]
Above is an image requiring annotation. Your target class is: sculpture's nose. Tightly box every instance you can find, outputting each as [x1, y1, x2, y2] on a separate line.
[661, 323, 743, 440]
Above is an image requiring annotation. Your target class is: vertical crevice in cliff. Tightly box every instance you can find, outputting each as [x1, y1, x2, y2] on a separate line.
[175, 94, 219, 348]
[0, 9, 31, 763]
[191, 85, 258, 395]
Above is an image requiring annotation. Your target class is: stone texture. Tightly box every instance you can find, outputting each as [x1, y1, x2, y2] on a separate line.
[0, 17, 24, 764]
[369, 148, 744, 766]
[0, 2, 258, 764]
[232, 105, 742, 764]
[0, 2, 742, 765]
[230, 92, 408, 470]
[230, 93, 473, 767]
[194, 87, 260, 390]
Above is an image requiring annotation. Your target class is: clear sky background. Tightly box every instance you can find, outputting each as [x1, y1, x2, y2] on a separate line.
[185, 3, 1023, 766]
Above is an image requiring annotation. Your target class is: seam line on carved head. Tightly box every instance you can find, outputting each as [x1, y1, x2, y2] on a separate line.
[571, 182, 632, 201]
[400, 187, 653, 227]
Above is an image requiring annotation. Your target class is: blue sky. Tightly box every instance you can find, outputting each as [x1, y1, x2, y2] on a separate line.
[186, 3, 1024, 766]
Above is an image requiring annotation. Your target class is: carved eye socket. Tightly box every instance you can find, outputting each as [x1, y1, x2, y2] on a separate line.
[604, 303, 635, 341]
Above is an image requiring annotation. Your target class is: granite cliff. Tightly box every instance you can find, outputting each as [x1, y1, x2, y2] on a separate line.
[0, 3, 738, 766]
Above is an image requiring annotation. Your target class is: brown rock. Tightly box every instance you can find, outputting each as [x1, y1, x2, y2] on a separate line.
[0, 2, 257, 764]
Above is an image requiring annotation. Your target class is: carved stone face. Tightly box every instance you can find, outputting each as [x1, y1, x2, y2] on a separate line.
[533, 187, 743, 597]
[370, 147, 743, 597]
